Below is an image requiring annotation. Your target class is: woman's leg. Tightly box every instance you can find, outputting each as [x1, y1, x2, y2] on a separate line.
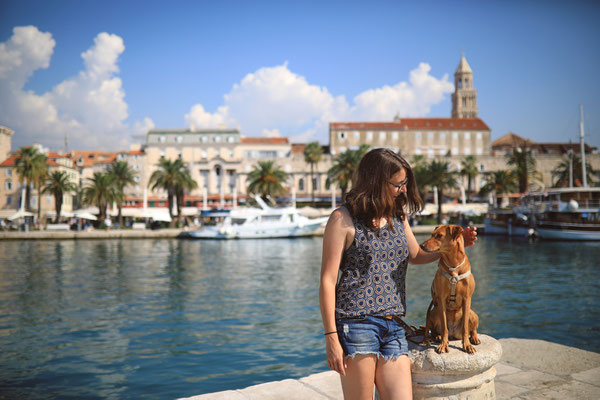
[340, 354, 377, 400]
[374, 354, 412, 400]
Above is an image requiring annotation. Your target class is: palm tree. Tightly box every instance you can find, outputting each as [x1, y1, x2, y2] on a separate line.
[479, 170, 518, 208]
[107, 160, 138, 227]
[303, 141, 323, 206]
[427, 160, 459, 224]
[149, 158, 197, 226]
[552, 153, 597, 187]
[43, 171, 77, 223]
[507, 148, 537, 193]
[327, 145, 370, 200]
[14, 146, 40, 212]
[460, 155, 479, 201]
[83, 172, 119, 222]
[32, 153, 49, 224]
[246, 160, 289, 204]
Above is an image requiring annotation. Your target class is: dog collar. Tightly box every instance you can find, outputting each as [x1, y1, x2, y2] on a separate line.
[442, 256, 466, 272]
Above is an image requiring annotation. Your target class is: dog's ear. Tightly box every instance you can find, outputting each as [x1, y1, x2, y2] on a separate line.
[451, 225, 464, 240]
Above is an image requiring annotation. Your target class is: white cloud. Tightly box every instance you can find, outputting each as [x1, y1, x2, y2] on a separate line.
[186, 62, 453, 143]
[0, 26, 152, 151]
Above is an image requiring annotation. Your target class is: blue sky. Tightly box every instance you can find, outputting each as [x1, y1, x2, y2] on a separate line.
[1, 0, 599, 151]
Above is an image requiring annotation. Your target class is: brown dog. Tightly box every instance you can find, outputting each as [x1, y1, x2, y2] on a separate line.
[420, 225, 480, 354]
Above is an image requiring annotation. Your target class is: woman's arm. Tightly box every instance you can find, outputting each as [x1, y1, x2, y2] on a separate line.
[404, 217, 441, 265]
[319, 208, 351, 376]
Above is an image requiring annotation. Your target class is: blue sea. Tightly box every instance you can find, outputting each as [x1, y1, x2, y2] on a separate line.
[0, 235, 598, 399]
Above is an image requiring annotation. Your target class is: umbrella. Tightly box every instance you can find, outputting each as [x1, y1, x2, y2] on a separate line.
[8, 209, 35, 221]
[73, 210, 98, 220]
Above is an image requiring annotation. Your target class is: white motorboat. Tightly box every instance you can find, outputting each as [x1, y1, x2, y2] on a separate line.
[483, 209, 534, 237]
[187, 196, 329, 239]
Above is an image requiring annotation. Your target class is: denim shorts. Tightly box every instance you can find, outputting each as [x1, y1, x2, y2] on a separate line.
[336, 315, 409, 360]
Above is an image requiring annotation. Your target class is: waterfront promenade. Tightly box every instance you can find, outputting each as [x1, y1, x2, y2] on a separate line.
[181, 338, 600, 399]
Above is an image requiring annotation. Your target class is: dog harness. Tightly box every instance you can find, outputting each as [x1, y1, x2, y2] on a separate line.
[432, 257, 471, 309]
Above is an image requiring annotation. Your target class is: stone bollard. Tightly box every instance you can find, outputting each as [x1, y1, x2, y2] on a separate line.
[408, 334, 502, 400]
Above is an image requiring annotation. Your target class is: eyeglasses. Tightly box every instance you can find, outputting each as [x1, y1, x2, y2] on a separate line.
[389, 178, 409, 191]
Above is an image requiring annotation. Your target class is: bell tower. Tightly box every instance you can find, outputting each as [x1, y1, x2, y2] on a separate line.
[452, 54, 478, 118]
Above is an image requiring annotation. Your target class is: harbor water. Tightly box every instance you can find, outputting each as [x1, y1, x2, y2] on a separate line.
[1, 235, 599, 399]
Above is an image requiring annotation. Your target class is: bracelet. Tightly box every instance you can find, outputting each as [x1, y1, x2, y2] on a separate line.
[324, 331, 338, 336]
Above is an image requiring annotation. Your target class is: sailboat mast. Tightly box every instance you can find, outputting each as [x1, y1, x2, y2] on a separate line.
[579, 104, 588, 187]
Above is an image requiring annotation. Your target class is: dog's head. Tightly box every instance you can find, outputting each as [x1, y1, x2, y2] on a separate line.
[420, 224, 464, 254]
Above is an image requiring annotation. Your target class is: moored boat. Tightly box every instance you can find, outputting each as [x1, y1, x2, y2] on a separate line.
[187, 196, 329, 239]
[530, 188, 600, 241]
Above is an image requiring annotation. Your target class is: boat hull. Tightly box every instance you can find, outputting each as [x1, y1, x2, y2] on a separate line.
[535, 225, 600, 241]
[187, 220, 326, 239]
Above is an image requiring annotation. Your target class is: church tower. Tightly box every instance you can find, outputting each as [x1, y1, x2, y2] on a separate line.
[451, 54, 478, 118]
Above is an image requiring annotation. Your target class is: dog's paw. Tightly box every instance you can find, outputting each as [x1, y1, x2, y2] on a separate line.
[464, 343, 477, 354]
[471, 336, 481, 345]
[436, 343, 449, 353]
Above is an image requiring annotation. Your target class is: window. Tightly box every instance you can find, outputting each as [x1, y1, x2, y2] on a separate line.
[379, 131, 386, 141]
[353, 131, 360, 140]
[465, 78, 470, 88]
[6, 195, 11, 205]
[298, 178, 305, 191]
[4, 169, 12, 177]
[465, 147, 471, 155]
[415, 148, 422, 155]
[159, 136, 166, 143]
[462, 98, 467, 107]
[452, 147, 458, 155]
[160, 150, 165, 157]
[392, 131, 399, 140]
[4, 181, 12, 190]
[476, 132, 482, 140]
[338, 132, 346, 140]
[415, 132, 421, 142]
[201, 150, 207, 159]
[176, 136, 183, 143]
[229, 150, 235, 158]
[214, 136, 221, 143]
[440, 132, 446, 141]
[312, 177, 318, 191]
[201, 136, 208, 143]
[427, 148, 434, 157]
[465, 132, 471, 140]
[452, 132, 458, 140]
[428, 132, 434, 141]
[227, 136, 235, 143]
[476, 147, 483, 155]
[366, 131, 373, 140]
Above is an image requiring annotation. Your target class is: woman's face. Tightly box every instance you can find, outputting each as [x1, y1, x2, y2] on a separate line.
[388, 168, 408, 198]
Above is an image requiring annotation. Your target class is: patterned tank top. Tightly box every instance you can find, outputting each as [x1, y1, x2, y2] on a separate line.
[335, 209, 410, 319]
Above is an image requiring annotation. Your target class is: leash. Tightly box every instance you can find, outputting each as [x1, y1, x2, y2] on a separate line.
[392, 316, 427, 344]
[441, 256, 466, 272]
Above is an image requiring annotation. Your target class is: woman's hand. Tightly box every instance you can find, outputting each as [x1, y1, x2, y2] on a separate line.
[463, 226, 478, 247]
[325, 334, 347, 376]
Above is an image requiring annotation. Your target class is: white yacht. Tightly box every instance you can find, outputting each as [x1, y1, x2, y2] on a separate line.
[187, 196, 329, 239]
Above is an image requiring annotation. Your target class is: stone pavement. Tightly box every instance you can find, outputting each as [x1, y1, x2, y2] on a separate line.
[180, 338, 600, 400]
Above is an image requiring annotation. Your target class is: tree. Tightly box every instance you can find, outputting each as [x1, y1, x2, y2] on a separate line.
[32, 153, 49, 224]
[479, 170, 518, 208]
[246, 160, 289, 204]
[427, 160, 459, 224]
[43, 171, 77, 223]
[327, 145, 370, 200]
[149, 158, 197, 226]
[303, 141, 323, 206]
[460, 155, 479, 201]
[552, 153, 597, 187]
[507, 148, 537, 193]
[14, 146, 40, 212]
[107, 160, 138, 227]
[83, 172, 119, 222]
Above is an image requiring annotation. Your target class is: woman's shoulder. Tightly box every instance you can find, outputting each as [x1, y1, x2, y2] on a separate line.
[326, 206, 355, 231]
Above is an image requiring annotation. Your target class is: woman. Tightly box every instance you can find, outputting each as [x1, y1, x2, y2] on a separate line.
[319, 148, 477, 400]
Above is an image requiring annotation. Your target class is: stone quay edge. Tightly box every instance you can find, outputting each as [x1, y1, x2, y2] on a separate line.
[179, 338, 600, 400]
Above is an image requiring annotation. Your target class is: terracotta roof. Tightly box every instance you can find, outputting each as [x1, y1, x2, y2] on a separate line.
[330, 118, 490, 131]
[70, 151, 118, 167]
[0, 155, 59, 167]
[491, 132, 533, 148]
[240, 137, 289, 145]
[126, 150, 144, 156]
[291, 144, 305, 154]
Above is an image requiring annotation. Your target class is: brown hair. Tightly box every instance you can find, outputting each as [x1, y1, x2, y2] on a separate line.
[345, 148, 423, 231]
